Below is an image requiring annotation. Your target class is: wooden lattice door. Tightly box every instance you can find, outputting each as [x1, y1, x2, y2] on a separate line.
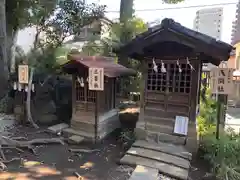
[75, 80, 96, 111]
[146, 60, 193, 116]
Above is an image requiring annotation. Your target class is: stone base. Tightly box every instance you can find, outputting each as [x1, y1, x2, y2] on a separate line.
[136, 129, 198, 154]
[135, 110, 198, 154]
[135, 127, 146, 140]
[135, 120, 146, 140]
[146, 131, 186, 145]
[69, 109, 120, 141]
[185, 121, 198, 154]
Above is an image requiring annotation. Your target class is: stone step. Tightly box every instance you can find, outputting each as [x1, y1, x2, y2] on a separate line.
[127, 147, 190, 169]
[68, 135, 84, 144]
[48, 123, 69, 134]
[129, 165, 158, 180]
[133, 140, 192, 160]
[146, 131, 186, 145]
[121, 154, 189, 180]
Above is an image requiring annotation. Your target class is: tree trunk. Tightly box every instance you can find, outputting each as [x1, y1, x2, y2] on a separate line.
[0, 1, 9, 98]
[26, 67, 39, 129]
[6, 31, 17, 73]
[118, 0, 134, 67]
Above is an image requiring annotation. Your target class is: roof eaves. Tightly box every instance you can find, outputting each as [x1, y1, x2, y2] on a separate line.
[115, 18, 233, 60]
[167, 19, 232, 51]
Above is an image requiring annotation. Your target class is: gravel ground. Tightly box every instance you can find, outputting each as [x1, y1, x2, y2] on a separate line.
[0, 125, 132, 180]
[0, 119, 210, 180]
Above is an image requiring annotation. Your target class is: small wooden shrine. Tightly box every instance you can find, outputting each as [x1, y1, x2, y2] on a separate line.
[115, 18, 233, 152]
[62, 54, 135, 141]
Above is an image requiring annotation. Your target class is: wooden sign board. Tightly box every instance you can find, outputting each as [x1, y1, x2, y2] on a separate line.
[174, 116, 189, 136]
[210, 68, 234, 95]
[88, 68, 104, 91]
[18, 65, 29, 84]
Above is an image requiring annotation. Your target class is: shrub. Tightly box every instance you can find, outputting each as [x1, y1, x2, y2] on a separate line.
[197, 85, 240, 179]
[200, 134, 240, 180]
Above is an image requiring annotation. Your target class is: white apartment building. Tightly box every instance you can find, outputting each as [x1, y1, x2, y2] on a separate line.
[194, 8, 223, 70]
[193, 7, 223, 40]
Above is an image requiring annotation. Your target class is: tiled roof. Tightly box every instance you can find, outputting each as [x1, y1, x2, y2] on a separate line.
[114, 18, 233, 65]
[62, 54, 136, 77]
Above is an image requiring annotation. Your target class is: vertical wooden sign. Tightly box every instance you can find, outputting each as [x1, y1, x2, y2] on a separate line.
[18, 65, 29, 84]
[210, 68, 234, 95]
[88, 68, 104, 91]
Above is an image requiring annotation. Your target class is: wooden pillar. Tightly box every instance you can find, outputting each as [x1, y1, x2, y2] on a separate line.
[113, 79, 116, 108]
[135, 59, 147, 140]
[94, 91, 99, 143]
[84, 82, 88, 111]
[72, 75, 76, 114]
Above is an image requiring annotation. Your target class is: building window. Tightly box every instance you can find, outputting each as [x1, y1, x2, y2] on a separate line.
[147, 62, 192, 93]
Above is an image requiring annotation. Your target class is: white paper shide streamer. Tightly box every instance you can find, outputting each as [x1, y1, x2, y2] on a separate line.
[177, 60, 182, 73]
[151, 58, 194, 73]
[77, 76, 84, 87]
[25, 85, 28, 92]
[13, 82, 17, 90]
[187, 57, 195, 71]
[161, 60, 166, 73]
[18, 83, 22, 91]
[152, 58, 158, 73]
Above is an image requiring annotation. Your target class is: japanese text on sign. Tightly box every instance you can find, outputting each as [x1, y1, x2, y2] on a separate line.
[18, 65, 29, 84]
[88, 68, 104, 91]
[210, 68, 234, 95]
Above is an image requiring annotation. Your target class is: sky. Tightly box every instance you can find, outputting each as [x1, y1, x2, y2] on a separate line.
[17, 0, 238, 52]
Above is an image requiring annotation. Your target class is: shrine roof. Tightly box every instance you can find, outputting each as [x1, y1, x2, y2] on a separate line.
[62, 54, 136, 77]
[114, 18, 234, 66]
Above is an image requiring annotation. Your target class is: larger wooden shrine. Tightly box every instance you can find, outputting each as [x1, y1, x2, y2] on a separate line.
[62, 55, 135, 141]
[115, 18, 233, 152]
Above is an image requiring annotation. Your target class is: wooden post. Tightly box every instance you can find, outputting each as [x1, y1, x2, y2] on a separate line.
[216, 95, 221, 140]
[216, 94, 225, 139]
[72, 75, 76, 114]
[84, 82, 88, 111]
[94, 91, 98, 144]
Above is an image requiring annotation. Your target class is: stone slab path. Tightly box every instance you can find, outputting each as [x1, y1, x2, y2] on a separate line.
[129, 165, 158, 180]
[134, 140, 192, 160]
[48, 123, 69, 133]
[68, 135, 84, 144]
[120, 140, 191, 180]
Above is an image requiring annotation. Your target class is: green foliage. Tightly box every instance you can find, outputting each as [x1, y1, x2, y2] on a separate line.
[199, 89, 217, 124]
[55, 47, 71, 58]
[81, 17, 147, 57]
[6, 0, 57, 32]
[198, 75, 240, 180]
[15, 0, 106, 74]
[197, 86, 217, 137]
[200, 134, 240, 180]
[81, 17, 147, 93]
